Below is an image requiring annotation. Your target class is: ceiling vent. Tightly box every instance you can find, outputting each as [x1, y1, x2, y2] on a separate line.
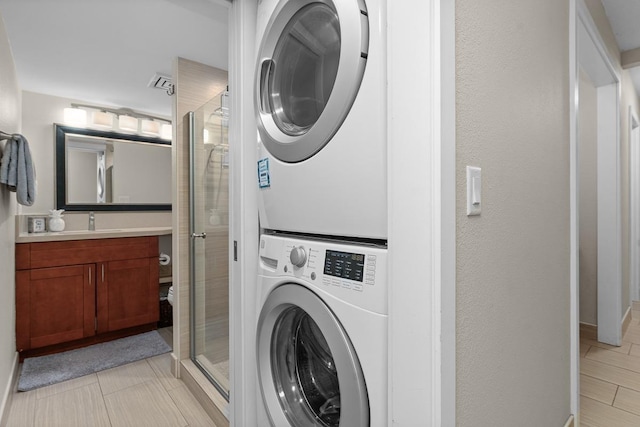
[148, 73, 174, 96]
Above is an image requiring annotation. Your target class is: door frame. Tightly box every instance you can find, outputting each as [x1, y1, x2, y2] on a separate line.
[571, 0, 623, 420]
[576, 0, 622, 347]
[630, 107, 640, 303]
[230, 0, 454, 424]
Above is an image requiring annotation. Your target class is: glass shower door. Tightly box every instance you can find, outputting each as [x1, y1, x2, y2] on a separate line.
[188, 90, 230, 400]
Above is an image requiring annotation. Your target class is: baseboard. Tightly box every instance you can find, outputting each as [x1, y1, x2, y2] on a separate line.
[579, 322, 598, 341]
[180, 359, 229, 427]
[0, 352, 19, 426]
[623, 306, 633, 336]
[564, 414, 574, 427]
[170, 351, 179, 378]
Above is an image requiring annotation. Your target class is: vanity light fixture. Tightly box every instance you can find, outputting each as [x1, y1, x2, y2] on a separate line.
[160, 123, 172, 140]
[89, 110, 113, 129]
[140, 119, 160, 137]
[118, 115, 138, 133]
[63, 103, 172, 140]
[63, 107, 87, 127]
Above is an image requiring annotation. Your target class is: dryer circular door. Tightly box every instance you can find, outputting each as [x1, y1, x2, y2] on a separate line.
[256, 0, 369, 163]
[256, 284, 369, 426]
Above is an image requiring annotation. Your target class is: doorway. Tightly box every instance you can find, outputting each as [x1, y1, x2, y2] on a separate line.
[577, 0, 622, 347]
[630, 108, 640, 303]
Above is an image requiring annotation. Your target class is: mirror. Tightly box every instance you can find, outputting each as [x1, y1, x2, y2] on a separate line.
[55, 124, 172, 211]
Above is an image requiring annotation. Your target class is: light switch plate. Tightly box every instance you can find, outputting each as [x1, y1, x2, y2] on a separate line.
[466, 166, 481, 216]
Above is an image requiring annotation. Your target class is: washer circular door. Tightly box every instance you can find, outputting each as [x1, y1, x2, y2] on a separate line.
[257, 284, 369, 426]
[256, 0, 369, 163]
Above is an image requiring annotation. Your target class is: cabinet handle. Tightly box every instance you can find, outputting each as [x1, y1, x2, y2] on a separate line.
[89, 267, 92, 285]
[101, 264, 105, 282]
[191, 232, 207, 239]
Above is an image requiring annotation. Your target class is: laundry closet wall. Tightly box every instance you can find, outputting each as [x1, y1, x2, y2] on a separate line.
[0, 11, 21, 424]
[455, 1, 571, 425]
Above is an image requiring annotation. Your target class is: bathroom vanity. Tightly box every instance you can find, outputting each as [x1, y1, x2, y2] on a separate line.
[15, 235, 162, 359]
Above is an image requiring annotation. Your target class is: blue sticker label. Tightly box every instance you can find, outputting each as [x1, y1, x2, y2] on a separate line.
[258, 158, 271, 189]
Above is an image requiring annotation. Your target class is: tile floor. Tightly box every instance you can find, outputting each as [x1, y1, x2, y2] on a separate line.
[4, 329, 217, 427]
[580, 307, 640, 426]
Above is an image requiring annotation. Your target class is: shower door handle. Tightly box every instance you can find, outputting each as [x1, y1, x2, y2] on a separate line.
[191, 232, 207, 239]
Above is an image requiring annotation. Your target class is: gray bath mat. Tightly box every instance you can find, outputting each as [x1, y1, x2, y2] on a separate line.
[18, 331, 171, 392]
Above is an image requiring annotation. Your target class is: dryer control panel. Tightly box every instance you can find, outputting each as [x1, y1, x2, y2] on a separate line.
[259, 234, 387, 315]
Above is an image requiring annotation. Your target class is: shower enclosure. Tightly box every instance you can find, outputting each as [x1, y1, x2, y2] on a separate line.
[188, 90, 230, 399]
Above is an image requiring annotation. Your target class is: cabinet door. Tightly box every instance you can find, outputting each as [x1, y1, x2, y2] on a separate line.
[16, 264, 95, 351]
[97, 258, 159, 333]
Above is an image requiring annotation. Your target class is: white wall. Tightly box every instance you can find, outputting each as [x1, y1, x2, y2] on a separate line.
[112, 140, 171, 204]
[456, 1, 571, 425]
[20, 91, 79, 214]
[0, 12, 20, 423]
[67, 149, 99, 203]
[579, 68, 599, 325]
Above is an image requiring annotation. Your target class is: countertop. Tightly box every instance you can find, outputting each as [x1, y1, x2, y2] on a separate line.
[16, 226, 172, 243]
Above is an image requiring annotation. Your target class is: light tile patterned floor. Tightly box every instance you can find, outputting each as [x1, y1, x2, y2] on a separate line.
[581, 308, 640, 426]
[5, 330, 217, 427]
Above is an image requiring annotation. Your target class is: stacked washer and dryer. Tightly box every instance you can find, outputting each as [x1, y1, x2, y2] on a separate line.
[254, 0, 387, 426]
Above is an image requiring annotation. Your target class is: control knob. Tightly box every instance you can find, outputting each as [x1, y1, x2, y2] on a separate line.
[290, 246, 307, 268]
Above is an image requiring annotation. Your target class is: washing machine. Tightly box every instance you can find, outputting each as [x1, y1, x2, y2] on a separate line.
[255, 0, 387, 240]
[256, 233, 387, 426]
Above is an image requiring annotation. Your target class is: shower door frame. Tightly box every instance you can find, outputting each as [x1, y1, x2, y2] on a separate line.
[188, 110, 230, 401]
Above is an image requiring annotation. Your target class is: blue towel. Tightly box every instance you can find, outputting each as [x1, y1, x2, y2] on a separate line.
[0, 134, 36, 206]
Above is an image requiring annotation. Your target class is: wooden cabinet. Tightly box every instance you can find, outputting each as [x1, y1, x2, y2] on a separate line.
[16, 236, 159, 356]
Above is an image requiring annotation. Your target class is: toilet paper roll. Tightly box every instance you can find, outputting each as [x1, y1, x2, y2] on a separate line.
[159, 253, 171, 266]
[167, 286, 174, 306]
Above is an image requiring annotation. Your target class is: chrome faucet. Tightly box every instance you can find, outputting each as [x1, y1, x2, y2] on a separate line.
[89, 211, 95, 231]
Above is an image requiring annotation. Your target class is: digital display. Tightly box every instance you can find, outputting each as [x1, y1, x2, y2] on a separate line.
[324, 250, 365, 282]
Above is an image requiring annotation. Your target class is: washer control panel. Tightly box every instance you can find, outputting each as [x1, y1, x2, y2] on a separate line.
[259, 235, 387, 314]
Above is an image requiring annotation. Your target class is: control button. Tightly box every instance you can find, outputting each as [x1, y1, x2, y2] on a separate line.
[366, 274, 375, 281]
[354, 284, 363, 292]
[366, 266, 376, 272]
[323, 278, 330, 286]
[341, 281, 352, 289]
[365, 280, 374, 285]
[368, 255, 377, 261]
[290, 246, 307, 268]
[284, 265, 288, 273]
[331, 279, 341, 287]
[311, 272, 316, 280]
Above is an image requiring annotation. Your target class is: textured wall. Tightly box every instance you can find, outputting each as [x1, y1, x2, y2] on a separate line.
[456, 1, 571, 425]
[0, 12, 20, 421]
[579, 69, 599, 325]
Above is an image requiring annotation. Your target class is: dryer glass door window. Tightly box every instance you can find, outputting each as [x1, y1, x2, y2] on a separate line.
[256, 0, 369, 163]
[264, 3, 340, 137]
[272, 306, 340, 426]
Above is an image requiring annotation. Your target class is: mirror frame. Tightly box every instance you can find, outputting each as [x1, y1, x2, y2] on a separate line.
[55, 124, 172, 211]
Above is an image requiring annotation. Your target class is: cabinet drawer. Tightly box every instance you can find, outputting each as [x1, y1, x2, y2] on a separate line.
[17, 236, 159, 269]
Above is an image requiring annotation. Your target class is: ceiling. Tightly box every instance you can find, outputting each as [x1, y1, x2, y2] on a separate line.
[601, 0, 640, 96]
[0, 0, 229, 118]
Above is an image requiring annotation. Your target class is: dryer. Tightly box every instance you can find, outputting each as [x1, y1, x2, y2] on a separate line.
[256, 234, 388, 426]
[255, 0, 387, 240]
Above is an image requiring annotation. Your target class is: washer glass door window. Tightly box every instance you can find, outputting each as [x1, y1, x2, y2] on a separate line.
[257, 0, 369, 163]
[257, 284, 368, 426]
